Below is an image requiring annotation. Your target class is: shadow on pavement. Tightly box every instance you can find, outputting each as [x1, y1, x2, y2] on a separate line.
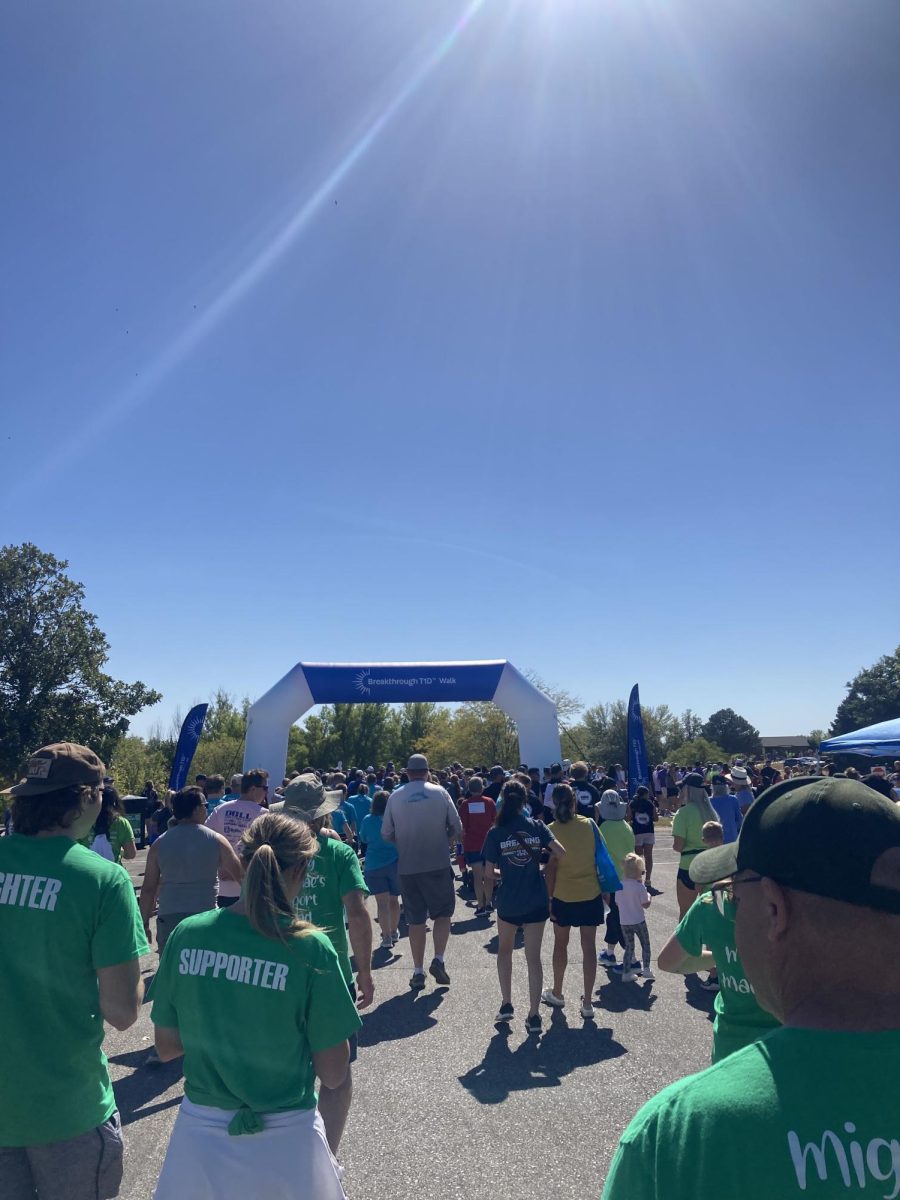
[358, 990, 446, 1046]
[458, 1015, 626, 1104]
[451, 915, 494, 936]
[683, 975, 716, 1021]
[111, 1053, 184, 1128]
[596, 979, 658, 1013]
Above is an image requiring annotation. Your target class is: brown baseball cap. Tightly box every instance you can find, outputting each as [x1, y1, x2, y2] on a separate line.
[3, 743, 105, 797]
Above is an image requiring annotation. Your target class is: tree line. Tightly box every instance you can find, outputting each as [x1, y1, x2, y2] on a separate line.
[2, 544, 898, 792]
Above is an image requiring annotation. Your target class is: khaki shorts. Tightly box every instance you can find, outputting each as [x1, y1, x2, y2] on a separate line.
[399, 868, 455, 925]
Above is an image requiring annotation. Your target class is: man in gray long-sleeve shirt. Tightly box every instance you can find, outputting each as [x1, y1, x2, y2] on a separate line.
[382, 753, 463, 992]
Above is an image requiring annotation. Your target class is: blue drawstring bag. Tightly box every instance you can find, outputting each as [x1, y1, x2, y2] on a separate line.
[592, 822, 622, 893]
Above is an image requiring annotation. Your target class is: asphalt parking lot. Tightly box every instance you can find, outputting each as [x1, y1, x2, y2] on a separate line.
[110, 828, 714, 1199]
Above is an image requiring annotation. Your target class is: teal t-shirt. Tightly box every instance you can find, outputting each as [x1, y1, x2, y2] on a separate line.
[675, 893, 780, 1062]
[0, 835, 149, 1145]
[293, 834, 368, 984]
[359, 813, 399, 872]
[603, 1028, 900, 1200]
[150, 909, 361, 1117]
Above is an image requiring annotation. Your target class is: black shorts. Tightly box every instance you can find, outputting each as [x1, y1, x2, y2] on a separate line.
[677, 868, 697, 891]
[497, 904, 549, 926]
[551, 895, 605, 927]
[666, 787, 679, 798]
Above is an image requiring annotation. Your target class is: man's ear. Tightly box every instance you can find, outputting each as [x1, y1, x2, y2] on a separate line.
[761, 877, 791, 942]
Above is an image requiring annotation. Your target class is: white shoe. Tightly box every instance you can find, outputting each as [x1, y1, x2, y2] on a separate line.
[642, 967, 655, 981]
[380, 936, 393, 949]
[541, 989, 565, 1008]
[580, 998, 595, 1019]
[621, 970, 638, 982]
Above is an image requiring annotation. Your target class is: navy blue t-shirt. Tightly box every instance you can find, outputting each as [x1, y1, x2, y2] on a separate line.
[482, 816, 553, 920]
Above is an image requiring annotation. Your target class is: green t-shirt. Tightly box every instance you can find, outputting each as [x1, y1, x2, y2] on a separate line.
[293, 834, 368, 985]
[602, 1028, 900, 1200]
[0, 835, 149, 1146]
[675, 894, 780, 1062]
[109, 814, 136, 863]
[150, 909, 361, 1117]
[599, 820, 635, 875]
[672, 804, 705, 868]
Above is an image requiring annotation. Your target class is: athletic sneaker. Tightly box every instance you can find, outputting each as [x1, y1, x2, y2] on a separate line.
[390, 931, 400, 946]
[611, 959, 641, 975]
[409, 971, 427, 991]
[580, 998, 595, 1019]
[620, 969, 639, 982]
[642, 966, 655, 981]
[541, 989, 565, 1008]
[380, 936, 393, 950]
[598, 950, 617, 966]
[525, 1013, 542, 1034]
[144, 1047, 161, 1067]
[495, 1002, 514, 1023]
[429, 957, 451, 986]
[700, 976, 720, 992]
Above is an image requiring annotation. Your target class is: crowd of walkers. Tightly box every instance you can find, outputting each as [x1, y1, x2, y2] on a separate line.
[1, 741, 899, 1199]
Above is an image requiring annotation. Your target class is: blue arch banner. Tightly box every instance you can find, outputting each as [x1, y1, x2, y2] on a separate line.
[302, 661, 506, 705]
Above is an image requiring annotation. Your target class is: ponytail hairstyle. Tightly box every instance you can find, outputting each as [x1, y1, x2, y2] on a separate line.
[238, 812, 319, 943]
[495, 779, 528, 827]
[94, 785, 123, 836]
[551, 783, 576, 824]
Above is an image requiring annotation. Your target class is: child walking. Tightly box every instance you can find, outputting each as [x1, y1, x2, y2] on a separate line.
[617, 852, 654, 982]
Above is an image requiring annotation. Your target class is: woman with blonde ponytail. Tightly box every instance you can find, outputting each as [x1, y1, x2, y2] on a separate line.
[150, 812, 361, 1199]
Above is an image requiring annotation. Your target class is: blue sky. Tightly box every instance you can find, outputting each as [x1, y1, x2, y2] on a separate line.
[3, 0, 898, 739]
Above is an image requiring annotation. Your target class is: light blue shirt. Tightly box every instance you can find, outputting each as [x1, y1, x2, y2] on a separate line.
[711, 792, 743, 844]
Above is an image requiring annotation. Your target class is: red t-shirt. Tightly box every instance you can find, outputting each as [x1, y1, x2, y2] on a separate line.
[459, 796, 497, 853]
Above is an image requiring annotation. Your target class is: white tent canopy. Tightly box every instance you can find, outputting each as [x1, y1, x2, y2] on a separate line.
[243, 660, 561, 785]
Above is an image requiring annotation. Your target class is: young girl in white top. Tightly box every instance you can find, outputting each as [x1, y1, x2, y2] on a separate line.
[617, 852, 654, 982]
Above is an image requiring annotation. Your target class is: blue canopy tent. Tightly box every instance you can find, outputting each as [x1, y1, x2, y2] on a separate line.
[820, 717, 900, 758]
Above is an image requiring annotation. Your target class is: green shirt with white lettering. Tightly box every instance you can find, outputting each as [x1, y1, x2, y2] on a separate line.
[676, 893, 780, 1062]
[602, 1028, 900, 1200]
[0, 835, 149, 1146]
[150, 908, 361, 1116]
[292, 834, 368, 985]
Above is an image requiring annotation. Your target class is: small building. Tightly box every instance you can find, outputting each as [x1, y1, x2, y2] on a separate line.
[761, 736, 811, 759]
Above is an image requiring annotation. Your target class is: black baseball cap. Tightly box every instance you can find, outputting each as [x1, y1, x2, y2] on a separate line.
[689, 776, 900, 914]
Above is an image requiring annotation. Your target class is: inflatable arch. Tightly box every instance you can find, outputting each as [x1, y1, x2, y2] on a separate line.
[243, 660, 561, 785]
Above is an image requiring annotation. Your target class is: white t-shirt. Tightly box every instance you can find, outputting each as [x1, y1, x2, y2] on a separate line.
[205, 798, 265, 896]
[617, 877, 649, 926]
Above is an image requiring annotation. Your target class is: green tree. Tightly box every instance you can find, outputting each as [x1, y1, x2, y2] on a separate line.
[808, 729, 826, 752]
[667, 737, 729, 768]
[701, 708, 762, 757]
[392, 703, 437, 764]
[108, 735, 168, 796]
[568, 700, 682, 768]
[679, 709, 705, 742]
[829, 648, 900, 737]
[0, 544, 161, 781]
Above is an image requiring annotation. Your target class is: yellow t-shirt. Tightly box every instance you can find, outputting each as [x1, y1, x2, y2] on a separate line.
[548, 815, 601, 902]
[598, 819, 635, 875]
[672, 803, 706, 869]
